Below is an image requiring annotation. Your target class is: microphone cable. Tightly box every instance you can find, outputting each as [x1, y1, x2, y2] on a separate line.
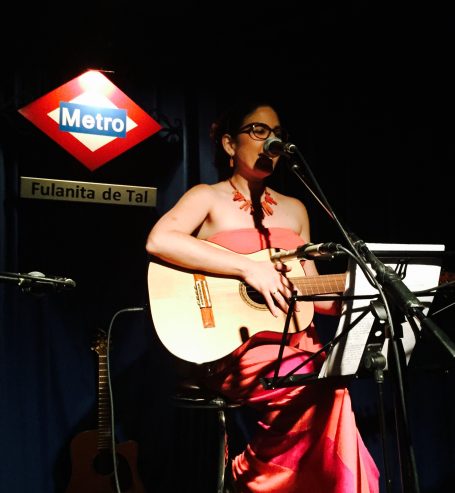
[105, 306, 145, 493]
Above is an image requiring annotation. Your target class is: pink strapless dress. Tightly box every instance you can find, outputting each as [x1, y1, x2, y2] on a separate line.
[201, 228, 379, 493]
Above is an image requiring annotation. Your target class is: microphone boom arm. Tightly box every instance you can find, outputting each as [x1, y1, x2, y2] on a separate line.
[0, 271, 76, 290]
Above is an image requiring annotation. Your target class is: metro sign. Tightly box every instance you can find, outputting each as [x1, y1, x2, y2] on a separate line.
[18, 70, 162, 171]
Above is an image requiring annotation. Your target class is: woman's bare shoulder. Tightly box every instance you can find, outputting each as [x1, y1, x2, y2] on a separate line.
[183, 181, 230, 201]
[271, 189, 308, 212]
[181, 183, 219, 201]
[187, 182, 217, 193]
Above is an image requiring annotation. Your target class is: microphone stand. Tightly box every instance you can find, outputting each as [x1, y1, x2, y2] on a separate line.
[280, 148, 455, 493]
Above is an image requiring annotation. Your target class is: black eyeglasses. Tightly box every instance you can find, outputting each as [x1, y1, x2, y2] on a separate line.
[236, 122, 288, 142]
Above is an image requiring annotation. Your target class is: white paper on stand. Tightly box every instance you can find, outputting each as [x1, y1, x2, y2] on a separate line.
[318, 243, 444, 378]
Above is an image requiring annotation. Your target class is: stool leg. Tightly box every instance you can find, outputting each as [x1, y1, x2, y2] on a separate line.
[216, 409, 228, 493]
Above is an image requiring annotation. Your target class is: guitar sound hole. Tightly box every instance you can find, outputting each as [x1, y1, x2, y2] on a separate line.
[244, 285, 281, 309]
[93, 450, 133, 491]
[93, 449, 114, 475]
[245, 286, 264, 305]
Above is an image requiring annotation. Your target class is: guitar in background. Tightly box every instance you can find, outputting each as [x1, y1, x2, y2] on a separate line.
[65, 330, 145, 493]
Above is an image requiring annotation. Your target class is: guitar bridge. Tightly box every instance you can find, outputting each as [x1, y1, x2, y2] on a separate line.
[194, 278, 212, 308]
[193, 274, 215, 328]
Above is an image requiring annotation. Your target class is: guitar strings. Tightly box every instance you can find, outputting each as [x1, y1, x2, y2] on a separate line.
[242, 273, 347, 296]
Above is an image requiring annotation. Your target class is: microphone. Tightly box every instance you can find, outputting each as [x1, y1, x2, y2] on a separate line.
[263, 137, 297, 157]
[270, 242, 342, 263]
[19, 271, 76, 294]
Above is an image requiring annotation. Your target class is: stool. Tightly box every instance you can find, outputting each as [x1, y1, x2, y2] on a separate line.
[172, 381, 242, 493]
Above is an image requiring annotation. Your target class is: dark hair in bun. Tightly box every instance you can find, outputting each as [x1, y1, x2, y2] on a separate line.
[210, 99, 279, 179]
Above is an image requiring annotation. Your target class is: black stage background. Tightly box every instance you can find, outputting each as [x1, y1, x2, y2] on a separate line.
[1, 4, 454, 493]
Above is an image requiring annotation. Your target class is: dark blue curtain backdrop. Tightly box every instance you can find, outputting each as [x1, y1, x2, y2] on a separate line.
[0, 60, 215, 488]
[1, 5, 454, 493]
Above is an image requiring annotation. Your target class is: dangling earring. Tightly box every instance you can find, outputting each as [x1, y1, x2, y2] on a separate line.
[229, 156, 234, 168]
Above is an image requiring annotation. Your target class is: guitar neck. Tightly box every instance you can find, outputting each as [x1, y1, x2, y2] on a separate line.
[293, 273, 347, 295]
[97, 353, 111, 449]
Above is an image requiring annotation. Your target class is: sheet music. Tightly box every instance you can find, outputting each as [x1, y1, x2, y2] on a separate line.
[318, 243, 444, 378]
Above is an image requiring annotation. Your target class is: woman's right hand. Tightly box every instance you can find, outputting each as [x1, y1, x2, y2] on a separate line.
[242, 259, 296, 317]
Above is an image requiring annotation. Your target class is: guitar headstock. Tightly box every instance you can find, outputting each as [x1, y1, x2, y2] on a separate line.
[91, 329, 110, 356]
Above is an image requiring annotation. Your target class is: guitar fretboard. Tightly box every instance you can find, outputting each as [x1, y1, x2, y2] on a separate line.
[294, 273, 347, 295]
[97, 353, 111, 450]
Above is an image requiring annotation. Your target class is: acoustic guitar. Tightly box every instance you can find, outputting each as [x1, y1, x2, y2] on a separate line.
[65, 331, 145, 493]
[148, 242, 347, 364]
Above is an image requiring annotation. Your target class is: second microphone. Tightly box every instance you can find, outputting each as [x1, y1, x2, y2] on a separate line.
[270, 242, 343, 262]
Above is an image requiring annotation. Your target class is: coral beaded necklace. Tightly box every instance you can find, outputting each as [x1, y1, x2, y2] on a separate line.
[228, 179, 278, 216]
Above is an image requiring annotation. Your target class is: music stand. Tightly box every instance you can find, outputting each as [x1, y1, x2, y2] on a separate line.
[261, 243, 446, 493]
[262, 243, 444, 387]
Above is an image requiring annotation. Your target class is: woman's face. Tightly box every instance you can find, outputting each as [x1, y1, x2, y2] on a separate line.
[227, 106, 283, 179]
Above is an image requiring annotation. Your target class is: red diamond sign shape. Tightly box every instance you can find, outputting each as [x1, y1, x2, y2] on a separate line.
[18, 70, 162, 171]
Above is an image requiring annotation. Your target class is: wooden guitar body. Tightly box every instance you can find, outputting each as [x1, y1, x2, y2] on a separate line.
[148, 242, 346, 364]
[65, 430, 144, 493]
